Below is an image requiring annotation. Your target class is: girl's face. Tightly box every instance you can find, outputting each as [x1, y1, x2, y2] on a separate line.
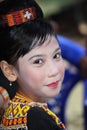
[16, 36, 65, 102]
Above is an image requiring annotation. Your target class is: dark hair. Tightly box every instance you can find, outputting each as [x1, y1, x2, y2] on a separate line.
[0, 20, 55, 65]
[0, 0, 55, 66]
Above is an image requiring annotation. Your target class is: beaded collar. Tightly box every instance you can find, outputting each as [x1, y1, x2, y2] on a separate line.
[1, 92, 66, 130]
[13, 92, 66, 129]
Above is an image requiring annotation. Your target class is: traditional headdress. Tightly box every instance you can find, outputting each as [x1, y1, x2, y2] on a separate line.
[0, 0, 43, 27]
[1, 7, 36, 27]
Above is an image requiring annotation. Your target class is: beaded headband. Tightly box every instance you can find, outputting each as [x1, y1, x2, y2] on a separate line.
[1, 7, 36, 27]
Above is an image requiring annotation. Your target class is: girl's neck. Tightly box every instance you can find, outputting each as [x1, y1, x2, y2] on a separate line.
[17, 90, 46, 103]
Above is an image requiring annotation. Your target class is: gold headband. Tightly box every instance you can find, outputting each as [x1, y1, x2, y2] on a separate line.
[1, 7, 36, 27]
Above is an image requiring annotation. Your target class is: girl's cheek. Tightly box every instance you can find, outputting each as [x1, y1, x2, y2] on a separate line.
[60, 60, 65, 77]
[28, 70, 45, 83]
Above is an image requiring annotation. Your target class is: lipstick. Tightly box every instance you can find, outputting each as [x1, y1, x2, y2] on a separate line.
[47, 81, 59, 88]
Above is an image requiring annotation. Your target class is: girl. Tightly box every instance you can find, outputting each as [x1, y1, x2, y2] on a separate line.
[0, 0, 65, 129]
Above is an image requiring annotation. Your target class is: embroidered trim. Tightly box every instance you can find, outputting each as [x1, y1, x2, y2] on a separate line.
[1, 7, 36, 27]
[2, 117, 27, 126]
[1, 93, 66, 130]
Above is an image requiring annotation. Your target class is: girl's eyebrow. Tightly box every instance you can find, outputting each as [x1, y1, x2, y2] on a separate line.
[28, 47, 61, 60]
[54, 47, 61, 53]
[28, 54, 43, 60]
[28, 54, 44, 61]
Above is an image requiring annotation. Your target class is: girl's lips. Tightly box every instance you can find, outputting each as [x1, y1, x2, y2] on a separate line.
[47, 81, 59, 88]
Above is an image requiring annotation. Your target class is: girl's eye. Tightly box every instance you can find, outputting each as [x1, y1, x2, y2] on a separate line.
[54, 52, 61, 59]
[34, 59, 43, 64]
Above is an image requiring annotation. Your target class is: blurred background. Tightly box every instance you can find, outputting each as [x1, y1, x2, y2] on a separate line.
[36, 0, 87, 130]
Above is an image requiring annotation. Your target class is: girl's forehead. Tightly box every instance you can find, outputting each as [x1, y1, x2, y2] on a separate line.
[37, 36, 58, 48]
[32, 36, 58, 48]
[27, 36, 59, 55]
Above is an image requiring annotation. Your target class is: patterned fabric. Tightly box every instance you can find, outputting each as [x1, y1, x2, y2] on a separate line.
[0, 93, 66, 130]
[1, 7, 36, 27]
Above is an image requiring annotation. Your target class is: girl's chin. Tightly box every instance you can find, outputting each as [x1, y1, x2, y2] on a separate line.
[46, 91, 61, 98]
[51, 89, 61, 97]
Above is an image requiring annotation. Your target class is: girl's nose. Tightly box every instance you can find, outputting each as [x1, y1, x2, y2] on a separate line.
[48, 62, 59, 77]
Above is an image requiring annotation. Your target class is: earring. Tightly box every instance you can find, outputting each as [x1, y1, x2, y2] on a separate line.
[9, 82, 12, 86]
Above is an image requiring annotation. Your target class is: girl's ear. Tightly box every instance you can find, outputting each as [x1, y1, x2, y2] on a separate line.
[0, 60, 17, 82]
